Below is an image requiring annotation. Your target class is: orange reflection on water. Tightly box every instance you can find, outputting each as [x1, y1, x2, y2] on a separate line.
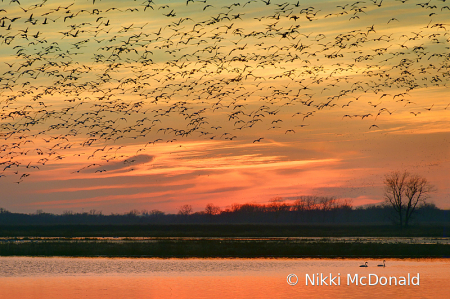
[0, 258, 448, 299]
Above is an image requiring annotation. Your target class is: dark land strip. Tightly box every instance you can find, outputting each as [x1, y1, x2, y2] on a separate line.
[0, 224, 448, 258]
[0, 239, 448, 258]
[0, 224, 448, 238]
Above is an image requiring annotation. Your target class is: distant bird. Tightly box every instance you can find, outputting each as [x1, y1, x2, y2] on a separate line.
[425, 104, 434, 111]
[360, 262, 368, 267]
[378, 260, 386, 267]
[388, 18, 399, 24]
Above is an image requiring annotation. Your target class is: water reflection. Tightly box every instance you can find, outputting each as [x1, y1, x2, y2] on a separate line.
[0, 257, 448, 299]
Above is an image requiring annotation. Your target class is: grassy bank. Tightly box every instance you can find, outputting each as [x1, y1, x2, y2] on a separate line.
[0, 239, 448, 258]
[0, 224, 448, 238]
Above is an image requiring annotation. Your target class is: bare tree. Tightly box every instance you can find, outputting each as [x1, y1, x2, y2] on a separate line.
[291, 197, 312, 222]
[204, 203, 221, 222]
[178, 204, 193, 216]
[126, 209, 139, 217]
[231, 203, 241, 213]
[267, 197, 289, 222]
[90, 209, 103, 216]
[205, 203, 221, 216]
[142, 209, 165, 217]
[404, 174, 436, 226]
[295, 196, 319, 222]
[267, 197, 288, 212]
[303, 196, 318, 210]
[384, 171, 435, 227]
[292, 197, 306, 212]
[149, 209, 165, 216]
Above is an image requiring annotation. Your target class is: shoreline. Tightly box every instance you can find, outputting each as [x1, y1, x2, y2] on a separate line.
[2, 225, 448, 258]
[1, 239, 449, 258]
[0, 224, 448, 238]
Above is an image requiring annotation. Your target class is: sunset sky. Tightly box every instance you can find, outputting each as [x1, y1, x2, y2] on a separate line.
[0, 0, 449, 214]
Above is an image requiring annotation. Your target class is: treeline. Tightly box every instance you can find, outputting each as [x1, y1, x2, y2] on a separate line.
[0, 196, 448, 225]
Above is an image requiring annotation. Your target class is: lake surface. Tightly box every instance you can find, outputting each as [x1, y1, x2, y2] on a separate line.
[0, 257, 448, 299]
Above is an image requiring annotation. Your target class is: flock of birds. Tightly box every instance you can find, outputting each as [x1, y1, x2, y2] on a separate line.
[0, 0, 449, 183]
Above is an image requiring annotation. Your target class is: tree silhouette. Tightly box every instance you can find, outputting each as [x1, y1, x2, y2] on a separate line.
[204, 203, 221, 222]
[205, 203, 221, 216]
[267, 197, 289, 222]
[384, 171, 435, 227]
[178, 204, 193, 216]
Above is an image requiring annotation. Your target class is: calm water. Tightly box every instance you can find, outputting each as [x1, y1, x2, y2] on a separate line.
[0, 257, 448, 299]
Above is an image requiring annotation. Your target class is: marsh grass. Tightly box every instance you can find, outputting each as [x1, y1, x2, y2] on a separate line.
[0, 239, 448, 258]
[1, 224, 448, 257]
[0, 224, 448, 238]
